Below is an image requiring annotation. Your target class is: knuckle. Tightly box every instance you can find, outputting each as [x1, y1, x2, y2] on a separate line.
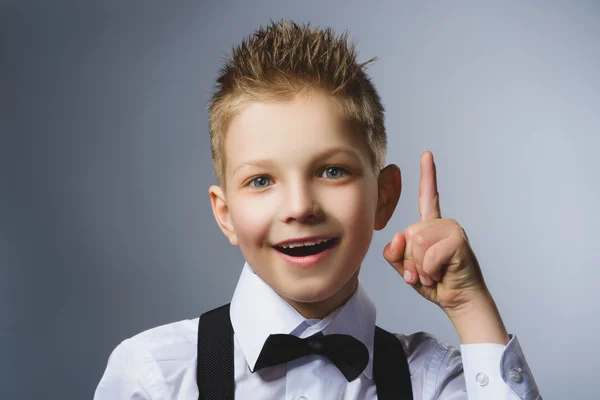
[414, 231, 427, 246]
[446, 218, 459, 226]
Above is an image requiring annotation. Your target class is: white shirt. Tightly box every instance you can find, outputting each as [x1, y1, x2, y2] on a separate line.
[94, 262, 541, 399]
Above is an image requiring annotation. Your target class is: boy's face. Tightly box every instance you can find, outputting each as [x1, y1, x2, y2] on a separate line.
[209, 91, 400, 317]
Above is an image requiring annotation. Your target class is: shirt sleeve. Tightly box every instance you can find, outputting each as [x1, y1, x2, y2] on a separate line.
[459, 334, 541, 400]
[93, 339, 163, 400]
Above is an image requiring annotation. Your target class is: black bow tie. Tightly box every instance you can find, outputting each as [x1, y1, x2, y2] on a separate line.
[253, 332, 369, 382]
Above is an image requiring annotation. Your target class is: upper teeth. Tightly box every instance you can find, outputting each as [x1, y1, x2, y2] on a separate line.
[279, 238, 331, 249]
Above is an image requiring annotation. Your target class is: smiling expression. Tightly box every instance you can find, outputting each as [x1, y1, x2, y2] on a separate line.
[209, 91, 397, 317]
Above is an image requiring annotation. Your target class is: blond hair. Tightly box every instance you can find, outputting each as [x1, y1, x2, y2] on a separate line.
[208, 20, 386, 185]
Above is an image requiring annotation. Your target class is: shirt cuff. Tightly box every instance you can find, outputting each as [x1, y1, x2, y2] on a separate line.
[460, 334, 541, 400]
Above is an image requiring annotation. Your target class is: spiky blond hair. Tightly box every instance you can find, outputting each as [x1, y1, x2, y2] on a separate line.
[208, 20, 386, 186]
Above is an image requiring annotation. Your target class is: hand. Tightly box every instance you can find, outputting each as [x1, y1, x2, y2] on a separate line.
[383, 151, 487, 314]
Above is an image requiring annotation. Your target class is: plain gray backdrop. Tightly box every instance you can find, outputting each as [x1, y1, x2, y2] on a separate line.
[2, 1, 599, 399]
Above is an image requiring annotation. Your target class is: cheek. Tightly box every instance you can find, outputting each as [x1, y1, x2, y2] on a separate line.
[229, 195, 274, 246]
[326, 183, 378, 237]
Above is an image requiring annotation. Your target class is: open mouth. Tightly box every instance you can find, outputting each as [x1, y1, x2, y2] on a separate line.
[274, 237, 340, 257]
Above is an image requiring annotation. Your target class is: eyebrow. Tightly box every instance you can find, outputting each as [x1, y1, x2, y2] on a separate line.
[231, 147, 363, 178]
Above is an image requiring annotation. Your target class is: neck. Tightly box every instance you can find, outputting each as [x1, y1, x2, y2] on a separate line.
[285, 271, 360, 319]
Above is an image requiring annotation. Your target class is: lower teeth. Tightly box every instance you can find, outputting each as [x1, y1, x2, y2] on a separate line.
[278, 239, 336, 257]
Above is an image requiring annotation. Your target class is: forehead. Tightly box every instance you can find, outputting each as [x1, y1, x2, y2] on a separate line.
[224, 93, 369, 172]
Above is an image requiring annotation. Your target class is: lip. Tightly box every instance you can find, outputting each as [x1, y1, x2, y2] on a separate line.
[273, 237, 340, 268]
[272, 235, 336, 247]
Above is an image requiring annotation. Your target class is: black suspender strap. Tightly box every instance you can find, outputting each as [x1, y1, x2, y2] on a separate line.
[196, 304, 413, 400]
[196, 304, 235, 400]
[373, 326, 413, 400]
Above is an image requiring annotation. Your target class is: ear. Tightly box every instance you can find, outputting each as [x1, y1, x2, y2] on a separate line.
[374, 164, 401, 231]
[209, 185, 239, 246]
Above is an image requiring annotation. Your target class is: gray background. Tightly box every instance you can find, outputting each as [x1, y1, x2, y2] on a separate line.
[2, 1, 599, 399]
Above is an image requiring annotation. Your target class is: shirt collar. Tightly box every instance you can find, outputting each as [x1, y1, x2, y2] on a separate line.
[230, 262, 376, 379]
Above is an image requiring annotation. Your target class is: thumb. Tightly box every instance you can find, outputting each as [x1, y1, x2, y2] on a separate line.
[383, 232, 407, 277]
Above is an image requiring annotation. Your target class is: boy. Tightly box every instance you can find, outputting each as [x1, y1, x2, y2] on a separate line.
[95, 20, 541, 399]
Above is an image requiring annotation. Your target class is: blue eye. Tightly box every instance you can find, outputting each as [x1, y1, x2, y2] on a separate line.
[249, 176, 272, 188]
[321, 166, 348, 179]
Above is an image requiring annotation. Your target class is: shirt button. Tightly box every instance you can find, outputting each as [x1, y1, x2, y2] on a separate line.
[475, 372, 489, 386]
[509, 368, 523, 383]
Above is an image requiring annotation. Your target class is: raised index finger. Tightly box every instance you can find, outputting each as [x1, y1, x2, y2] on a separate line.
[419, 151, 441, 220]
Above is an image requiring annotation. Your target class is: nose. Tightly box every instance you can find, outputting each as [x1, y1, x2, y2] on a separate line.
[279, 179, 323, 224]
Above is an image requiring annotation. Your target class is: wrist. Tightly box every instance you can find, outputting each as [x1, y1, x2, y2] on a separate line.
[444, 289, 510, 345]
